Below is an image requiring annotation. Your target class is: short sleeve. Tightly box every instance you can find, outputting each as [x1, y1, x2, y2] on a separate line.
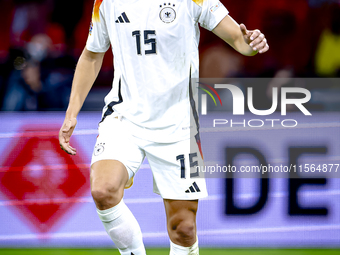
[86, 0, 110, 53]
[194, 0, 229, 31]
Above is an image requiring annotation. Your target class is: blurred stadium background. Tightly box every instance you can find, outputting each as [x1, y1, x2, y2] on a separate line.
[0, 0, 339, 254]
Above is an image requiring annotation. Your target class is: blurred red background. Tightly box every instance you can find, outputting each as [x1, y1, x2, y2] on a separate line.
[0, 0, 339, 111]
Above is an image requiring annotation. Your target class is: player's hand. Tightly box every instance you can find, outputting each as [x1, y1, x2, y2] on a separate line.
[240, 24, 269, 54]
[59, 118, 77, 155]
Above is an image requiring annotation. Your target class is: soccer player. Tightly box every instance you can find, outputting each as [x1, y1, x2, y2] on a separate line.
[59, 0, 269, 254]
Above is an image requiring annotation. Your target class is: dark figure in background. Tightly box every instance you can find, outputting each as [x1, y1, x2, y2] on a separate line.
[2, 34, 75, 111]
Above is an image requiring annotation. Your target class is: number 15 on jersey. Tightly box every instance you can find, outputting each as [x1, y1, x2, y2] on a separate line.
[132, 30, 157, 55]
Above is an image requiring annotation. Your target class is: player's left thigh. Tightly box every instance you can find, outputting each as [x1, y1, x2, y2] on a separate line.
[163, 199, 198, 245]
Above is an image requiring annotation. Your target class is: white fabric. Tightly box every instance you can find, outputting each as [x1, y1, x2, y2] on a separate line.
[170, 239, 199, 255]
[91, 114, 208, 200]
[97, 199, 146, 255]
[86, 0, 228, 143]
[91, 114, 142, 180]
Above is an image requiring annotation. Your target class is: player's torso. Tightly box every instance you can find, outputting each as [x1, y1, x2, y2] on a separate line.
[103, 0, 197, 83]
[101, 0, 200, 141]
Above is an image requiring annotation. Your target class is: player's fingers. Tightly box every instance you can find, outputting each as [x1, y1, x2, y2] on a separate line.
[69, 145, 77, 152]
[60, 142, 77, 155]
[62, 132, 71, 143]
[61, 144, 77, 155]
[59, 120, 77, 155]
[249, 29, 261, 41]
[59, 118, 77, 154]
[250, 36, 266, 51]
[240, 24, 249, 37]
[59, 128, 67, 145]
[259, 43, 269, 54]
[66, 145, 77, 155]
[252, 39, 267, 52]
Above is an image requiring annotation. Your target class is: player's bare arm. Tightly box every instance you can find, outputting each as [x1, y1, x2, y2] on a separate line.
[213, 15, 269, 56]
[59, 48, 105, 155]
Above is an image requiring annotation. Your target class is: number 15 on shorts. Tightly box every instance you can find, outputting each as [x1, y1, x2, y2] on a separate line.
[176, 153, 200, 179]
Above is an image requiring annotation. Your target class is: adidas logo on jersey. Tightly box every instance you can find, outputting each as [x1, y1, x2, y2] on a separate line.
[115, 12, 130, 23]
[185, 182, 201, 193]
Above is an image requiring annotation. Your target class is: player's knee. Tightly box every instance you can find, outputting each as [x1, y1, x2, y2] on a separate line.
[171, 218, 196, 244]
[91, 185, 123, 210]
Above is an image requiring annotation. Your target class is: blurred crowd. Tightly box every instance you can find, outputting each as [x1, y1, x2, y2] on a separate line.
[0, 0, 339, 111]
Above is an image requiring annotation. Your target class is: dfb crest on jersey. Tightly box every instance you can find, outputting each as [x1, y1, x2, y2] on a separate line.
[159, 3, 176, 23]
[93, 142, 105, 156]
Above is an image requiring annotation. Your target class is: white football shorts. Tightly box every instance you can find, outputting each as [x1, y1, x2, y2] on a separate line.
[91, 114, 208, 200]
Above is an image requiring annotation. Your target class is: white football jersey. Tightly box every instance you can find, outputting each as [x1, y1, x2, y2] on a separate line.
[86, 0, 228, 142]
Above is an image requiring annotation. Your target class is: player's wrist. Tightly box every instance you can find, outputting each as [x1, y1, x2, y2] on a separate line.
[65, 111, 78, 121]
[65, 104, 80, 119]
